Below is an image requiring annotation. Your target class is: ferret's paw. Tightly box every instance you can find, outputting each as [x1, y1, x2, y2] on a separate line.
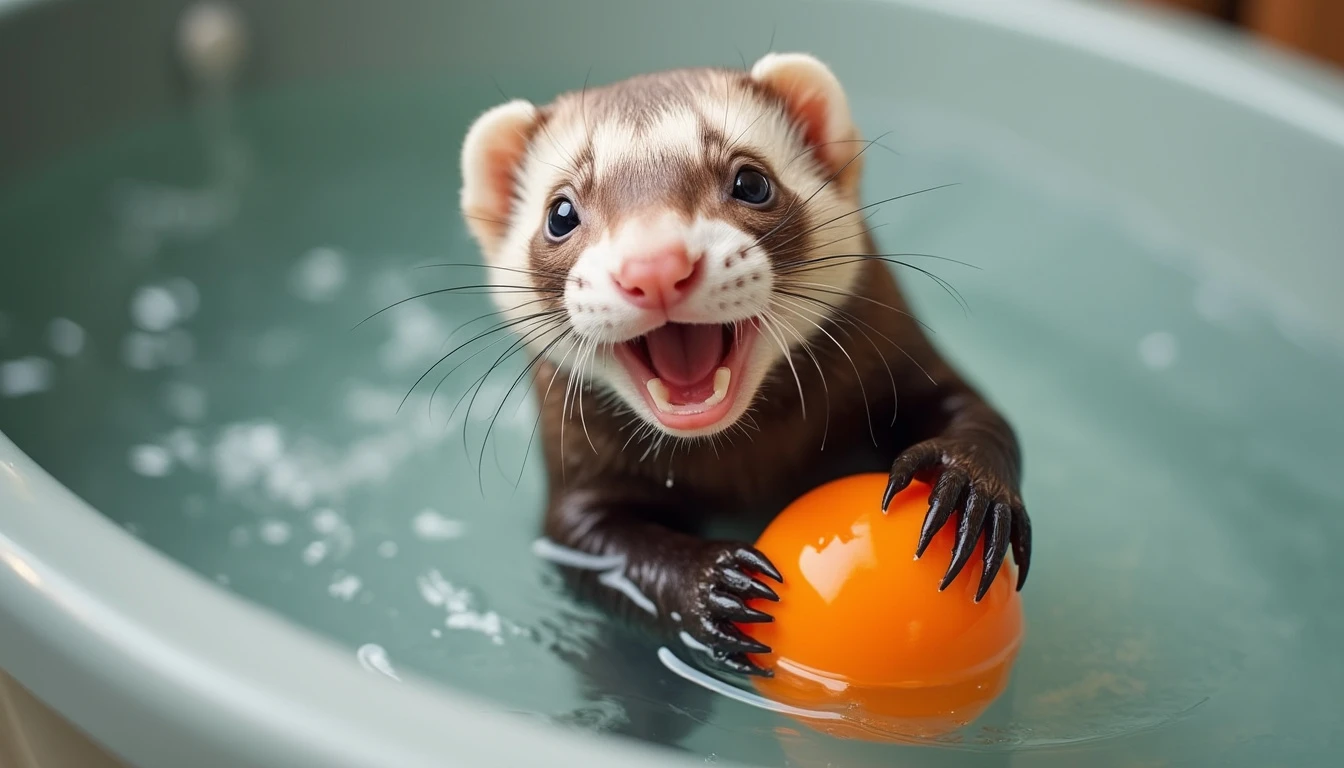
[884, 438, 1032, 600]
[679, 543, 782, 677]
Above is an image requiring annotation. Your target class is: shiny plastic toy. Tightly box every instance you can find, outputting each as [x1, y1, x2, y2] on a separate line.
[741, 474, 1023, 740]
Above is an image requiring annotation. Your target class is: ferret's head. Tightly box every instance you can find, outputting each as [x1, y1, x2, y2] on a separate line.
[460, 54, 869, 438]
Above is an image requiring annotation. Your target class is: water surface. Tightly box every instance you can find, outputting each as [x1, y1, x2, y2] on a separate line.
[1, 76, 1341, 767]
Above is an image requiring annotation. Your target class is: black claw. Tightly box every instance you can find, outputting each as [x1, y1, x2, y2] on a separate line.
[940, 487, 990, 591]
[1011, 507, 1032, 590]
[701, 620, 770, 656]
[716, 567, 779, 602]
[916, 470, 964, 558]
[733, 547, 782, 583]
[975, 503, 1013, 602]
[739, 576, 780, 602]
[708, 591, 773, 623]
[883, 460, 915, 511]
[717, 653, 772, 677]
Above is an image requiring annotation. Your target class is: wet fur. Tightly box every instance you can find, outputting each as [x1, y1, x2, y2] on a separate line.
[460, 60, 1031, 677]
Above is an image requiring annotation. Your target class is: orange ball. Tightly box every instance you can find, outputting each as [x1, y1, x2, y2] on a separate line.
[740, 473, 1023, 741]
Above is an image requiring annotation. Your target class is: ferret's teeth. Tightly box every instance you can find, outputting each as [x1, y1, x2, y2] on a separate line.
[646, 378, 674, 412]
[705, 367, 731, 408]
[645, 368, 732, 413]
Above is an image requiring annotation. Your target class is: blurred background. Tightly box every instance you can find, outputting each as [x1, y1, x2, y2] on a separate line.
[1137, 0, 1344, 69]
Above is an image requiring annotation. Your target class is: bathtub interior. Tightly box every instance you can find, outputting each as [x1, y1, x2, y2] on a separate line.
[2, 1, 1344, 767]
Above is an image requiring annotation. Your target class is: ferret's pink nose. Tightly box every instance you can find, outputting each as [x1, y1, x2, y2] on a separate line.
[612, 243, 700, 310]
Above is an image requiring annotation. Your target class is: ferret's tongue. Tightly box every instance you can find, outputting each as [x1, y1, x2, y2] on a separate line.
[645, 324, 725, 393]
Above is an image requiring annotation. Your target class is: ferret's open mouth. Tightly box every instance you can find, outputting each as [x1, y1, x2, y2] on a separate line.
[614, 321, 759, 432]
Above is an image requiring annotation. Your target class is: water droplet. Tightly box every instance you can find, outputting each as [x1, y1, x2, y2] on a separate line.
[301, 541, 329, 566]
[312, 508, 343, 534]
[290, 247, 348, 302]
[258, 519, 292, 545]
[412, 509, 465, 541]
[0, 357, 54, 398]
[1138, 331, 1179, 370]
[131, 285, 182, 332]
[129, 444, 173, 477]
[328, 572, 362, 601]
[48, 318, 86, 357]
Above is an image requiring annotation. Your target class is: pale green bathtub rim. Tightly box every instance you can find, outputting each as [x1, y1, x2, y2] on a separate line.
[1, 1, 1343, 767]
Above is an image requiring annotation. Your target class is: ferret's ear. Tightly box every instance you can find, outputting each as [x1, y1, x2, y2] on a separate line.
[460, 99, 538, 254]
[750, 53, 862, 192]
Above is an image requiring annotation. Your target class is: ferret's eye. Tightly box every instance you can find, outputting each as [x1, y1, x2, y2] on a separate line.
[546, 198, 581, 240]
[731, 167, 772, 205]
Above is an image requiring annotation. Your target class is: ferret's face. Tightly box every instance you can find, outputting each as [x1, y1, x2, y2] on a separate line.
[461, 55, 868, 438]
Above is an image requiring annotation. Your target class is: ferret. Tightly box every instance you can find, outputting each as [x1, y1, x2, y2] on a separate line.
[458, 53, 1031, 676]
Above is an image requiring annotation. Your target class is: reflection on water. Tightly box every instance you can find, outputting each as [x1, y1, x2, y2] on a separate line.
[1, 72, 1343, 768]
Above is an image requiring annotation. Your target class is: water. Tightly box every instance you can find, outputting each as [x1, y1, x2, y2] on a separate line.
[2, 76, 1342, 767]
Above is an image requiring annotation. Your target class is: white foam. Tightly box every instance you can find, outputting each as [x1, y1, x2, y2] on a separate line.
[656, 647, 843, 722]
[0, 357, 54, 398]
[131, 285, 182, 332]
[48, 318, 86, 357]
[312, 508, 343, 534]
[291, 247, 348, 302]
[164, 428, 203, 469]
[328, 572, 362, 601]
[355, 643, 401, 682]
[258, 519, 292, 545]
[1138, 331, 1179, 370]
[417, 569, 471, 611]
[447, 611, 505, 645]
[198, 406, 451, 518]
[301, 541, 329, 566]
[377, 541, 399, 558]
[129, 444, 173, 477]
[417, 569, 510, 645]
[211, 421, 284, 490]
[411, 509, 465, 541]
[264, 457, 315, 510]
[311, 509, 354, 559]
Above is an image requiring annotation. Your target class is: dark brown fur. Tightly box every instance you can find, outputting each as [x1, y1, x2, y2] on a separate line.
[538, 258, 1028, 676]
[488, 66, 1031, 677]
